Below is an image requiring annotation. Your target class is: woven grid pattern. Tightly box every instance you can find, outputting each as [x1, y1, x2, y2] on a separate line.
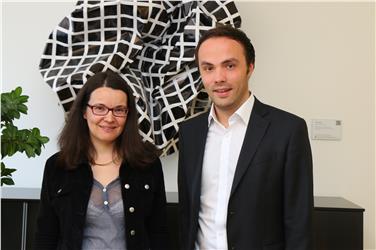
[40, 0, 241, 155]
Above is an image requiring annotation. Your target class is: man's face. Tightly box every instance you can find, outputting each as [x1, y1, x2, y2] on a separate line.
[198, 37, 254, 116]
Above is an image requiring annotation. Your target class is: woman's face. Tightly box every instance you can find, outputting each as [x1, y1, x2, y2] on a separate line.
[84, 87, 128, 147]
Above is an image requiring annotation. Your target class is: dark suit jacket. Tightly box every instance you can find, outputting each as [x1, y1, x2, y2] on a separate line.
[178, 97, 313, 250]
[33, 152, 168, 250]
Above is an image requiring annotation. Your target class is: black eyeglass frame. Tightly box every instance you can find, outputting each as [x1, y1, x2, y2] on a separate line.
[87, 104, 128, 117]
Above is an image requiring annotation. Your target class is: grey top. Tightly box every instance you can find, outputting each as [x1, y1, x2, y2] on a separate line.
[82, 178, 126, 250]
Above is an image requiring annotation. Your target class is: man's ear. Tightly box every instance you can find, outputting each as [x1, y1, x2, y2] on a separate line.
[83, 111, 87, 120]
[247, 63, 254, 77]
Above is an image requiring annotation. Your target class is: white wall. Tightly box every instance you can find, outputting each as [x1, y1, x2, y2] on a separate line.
[2, 2, 71, 187]
[2, 2, 375, 249]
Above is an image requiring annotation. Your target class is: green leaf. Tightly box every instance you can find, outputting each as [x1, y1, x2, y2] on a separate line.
[1, 161, 16, 186]
[24, 144, 36, 158]
[8, 142, 17, 157]
[15, 86, 22, 96]
[1, 87, 29, 122]
[1, 177, 15, 186]
[40, 136, 50, 144]
[1, 167, 16, 177]
[18, 104, 28, 114]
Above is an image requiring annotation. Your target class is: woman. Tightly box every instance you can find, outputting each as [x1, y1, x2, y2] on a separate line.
[34, 71, 168, 250]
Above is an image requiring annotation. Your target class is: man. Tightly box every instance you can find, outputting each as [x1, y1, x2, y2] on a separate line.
[178, 25, 313, 250]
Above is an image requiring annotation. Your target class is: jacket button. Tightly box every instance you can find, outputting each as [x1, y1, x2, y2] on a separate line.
[57, 188, 62, 194]
[229, 211, 235, 216]
[144, 184, 149, 190]
[124, 184, 130, 189]
[130, 230, 136, 236]
[129, 207, 135, 213]
[231, 246, 235, 250]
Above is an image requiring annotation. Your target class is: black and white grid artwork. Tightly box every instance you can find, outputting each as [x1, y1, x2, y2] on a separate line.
[40, 0, 241, 155]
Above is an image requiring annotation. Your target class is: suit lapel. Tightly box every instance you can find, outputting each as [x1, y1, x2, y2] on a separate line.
[230, 98, 270, 196]
[188, 113, 209, 206]
[185, 116, 208, 250]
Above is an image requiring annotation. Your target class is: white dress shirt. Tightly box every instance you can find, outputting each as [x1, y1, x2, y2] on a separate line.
[196, 94, 255, 250]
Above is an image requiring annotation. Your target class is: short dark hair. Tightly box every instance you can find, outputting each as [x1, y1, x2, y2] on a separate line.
[58, 71, 158, 169]
[195, 24, 255, 66]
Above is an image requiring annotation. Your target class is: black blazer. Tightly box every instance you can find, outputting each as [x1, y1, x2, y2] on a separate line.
[34, 152, 168, 250]
[178, 97, 313, 250]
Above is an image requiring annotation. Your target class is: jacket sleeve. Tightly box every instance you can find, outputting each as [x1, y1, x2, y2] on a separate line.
[283, 118, 314, 250]
[33, 156, 60, 250]
[147, 158, 170, 250]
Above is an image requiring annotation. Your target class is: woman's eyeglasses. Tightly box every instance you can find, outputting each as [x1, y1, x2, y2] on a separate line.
[87, 104, 128, 117]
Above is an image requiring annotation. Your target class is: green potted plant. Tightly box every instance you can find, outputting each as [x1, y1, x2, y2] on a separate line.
[1, 87, 49, 186]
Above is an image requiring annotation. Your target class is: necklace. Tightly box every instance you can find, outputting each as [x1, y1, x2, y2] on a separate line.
[93, 159, 114, 166]
[93, 157, 119, 166]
